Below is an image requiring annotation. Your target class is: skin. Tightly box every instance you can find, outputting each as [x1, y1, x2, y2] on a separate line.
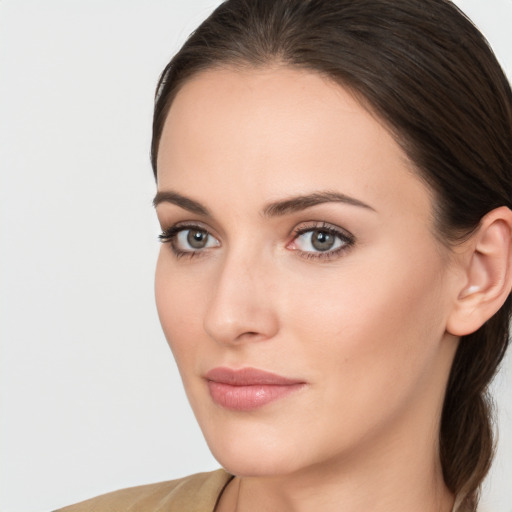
[154, 67, 463, 512]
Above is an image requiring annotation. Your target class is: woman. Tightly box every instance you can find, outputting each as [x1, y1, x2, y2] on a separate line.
[57, 0, 512, 511]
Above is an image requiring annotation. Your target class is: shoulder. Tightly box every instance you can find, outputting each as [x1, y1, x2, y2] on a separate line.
[54, 469, 233, 512]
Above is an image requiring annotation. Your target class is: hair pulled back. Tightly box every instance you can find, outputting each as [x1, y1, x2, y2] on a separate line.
[151, 1, 512, 508]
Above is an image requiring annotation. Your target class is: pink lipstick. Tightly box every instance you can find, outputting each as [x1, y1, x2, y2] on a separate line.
[205, 367, 305, 411]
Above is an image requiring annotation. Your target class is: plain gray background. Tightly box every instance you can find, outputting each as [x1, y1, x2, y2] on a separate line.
[0, 1, 511, 511]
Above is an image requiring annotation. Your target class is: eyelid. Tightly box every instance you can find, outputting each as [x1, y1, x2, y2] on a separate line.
[159, 220, 213, 238]
[292, 221, 354, 240]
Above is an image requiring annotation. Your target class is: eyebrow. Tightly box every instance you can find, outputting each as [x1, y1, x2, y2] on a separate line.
[262, 191, 375, 217]
[153, 190, 375, 217]
[153, 191, 210, 216]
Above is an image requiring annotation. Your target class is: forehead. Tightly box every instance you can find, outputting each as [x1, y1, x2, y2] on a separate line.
[157, 66, 433, 223]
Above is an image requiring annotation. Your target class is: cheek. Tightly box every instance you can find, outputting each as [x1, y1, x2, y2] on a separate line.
[287, 254, 445, 341]
[155, 250, 205, 366]
[284, 245, 450, 410]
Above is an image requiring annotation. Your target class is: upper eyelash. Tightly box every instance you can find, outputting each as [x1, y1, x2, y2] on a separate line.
[158, 222, 213, 242]
[292, 222, 353, 242]
[158, 225, 188, 243]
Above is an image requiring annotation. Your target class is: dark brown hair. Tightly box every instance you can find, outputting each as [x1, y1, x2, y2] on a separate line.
[151, 0, 512, 508]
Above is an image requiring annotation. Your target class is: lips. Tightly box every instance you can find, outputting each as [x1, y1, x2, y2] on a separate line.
[205, 367, 306, 411]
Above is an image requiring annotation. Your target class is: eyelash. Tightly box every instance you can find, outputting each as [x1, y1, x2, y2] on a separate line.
[158, 222, 355, 261]
[290, 222, 355, 260]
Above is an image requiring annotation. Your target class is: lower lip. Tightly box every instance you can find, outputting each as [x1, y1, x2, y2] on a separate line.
[207, 381, 305, 411]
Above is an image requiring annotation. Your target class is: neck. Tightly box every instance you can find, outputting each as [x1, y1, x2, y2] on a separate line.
[232, 447, 452, 512]
[221, 433, 454, 512]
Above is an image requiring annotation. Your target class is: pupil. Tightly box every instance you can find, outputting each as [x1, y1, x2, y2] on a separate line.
[312, 230, 334, 251]
[187, 229, 207, 249]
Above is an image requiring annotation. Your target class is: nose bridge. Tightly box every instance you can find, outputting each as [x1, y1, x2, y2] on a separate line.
[203, 243, 278, 345]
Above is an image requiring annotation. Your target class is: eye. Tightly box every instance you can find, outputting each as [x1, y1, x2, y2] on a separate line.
[159, 224, 220, 257]
[288, 223, 354, 259]
[296, 229, 341, 252]
[176, 228, 214, 250]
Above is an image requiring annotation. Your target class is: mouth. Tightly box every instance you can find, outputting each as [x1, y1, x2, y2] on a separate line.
[205, 367, 306, 411]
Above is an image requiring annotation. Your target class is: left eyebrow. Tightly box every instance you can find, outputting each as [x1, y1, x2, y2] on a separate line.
[262, 191, 376, 217]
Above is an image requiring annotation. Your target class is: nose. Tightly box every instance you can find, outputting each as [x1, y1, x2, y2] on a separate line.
[203, 250, 279, 345]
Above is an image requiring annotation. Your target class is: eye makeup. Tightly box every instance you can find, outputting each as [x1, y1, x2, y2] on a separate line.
[159, 219, 355, 262]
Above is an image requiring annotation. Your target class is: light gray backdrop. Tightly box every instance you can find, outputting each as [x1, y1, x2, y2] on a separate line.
[0, 1, 511, 511]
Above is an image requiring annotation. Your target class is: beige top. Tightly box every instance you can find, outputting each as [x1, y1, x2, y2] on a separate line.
[55, 469, 467, 512]
[54, 469, 233, 512]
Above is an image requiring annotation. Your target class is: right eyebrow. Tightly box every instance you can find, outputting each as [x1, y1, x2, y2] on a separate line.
[153, 191, 210, 216]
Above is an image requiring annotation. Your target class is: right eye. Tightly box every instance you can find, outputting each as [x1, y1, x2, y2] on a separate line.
[159, 225, 220, 257]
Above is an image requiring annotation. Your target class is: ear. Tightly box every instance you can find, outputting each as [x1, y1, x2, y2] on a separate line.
[447, 206, 512, 337]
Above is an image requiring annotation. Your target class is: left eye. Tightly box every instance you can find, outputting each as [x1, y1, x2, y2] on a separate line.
[176, 229, 215, 250]
[293, 228, 349, 253]
[174, 228, 219, 251]
[159, 225, 220, 255]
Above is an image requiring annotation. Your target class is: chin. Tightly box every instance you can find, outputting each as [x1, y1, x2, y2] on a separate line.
[212, 446, 303, 478]
[200, 418, 331, 479]
[197, 419, 298, 477]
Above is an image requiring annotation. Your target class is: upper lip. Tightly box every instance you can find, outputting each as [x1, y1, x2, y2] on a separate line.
[205, 367, 304, 386]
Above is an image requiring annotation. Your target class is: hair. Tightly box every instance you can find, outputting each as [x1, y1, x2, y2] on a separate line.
[151, 0, 512, 509]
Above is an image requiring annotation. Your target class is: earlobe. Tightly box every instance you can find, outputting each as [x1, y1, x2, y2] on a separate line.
[447, 207, 512, 337]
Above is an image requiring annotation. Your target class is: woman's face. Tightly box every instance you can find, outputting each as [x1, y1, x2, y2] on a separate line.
[154, 67, 460, 477]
